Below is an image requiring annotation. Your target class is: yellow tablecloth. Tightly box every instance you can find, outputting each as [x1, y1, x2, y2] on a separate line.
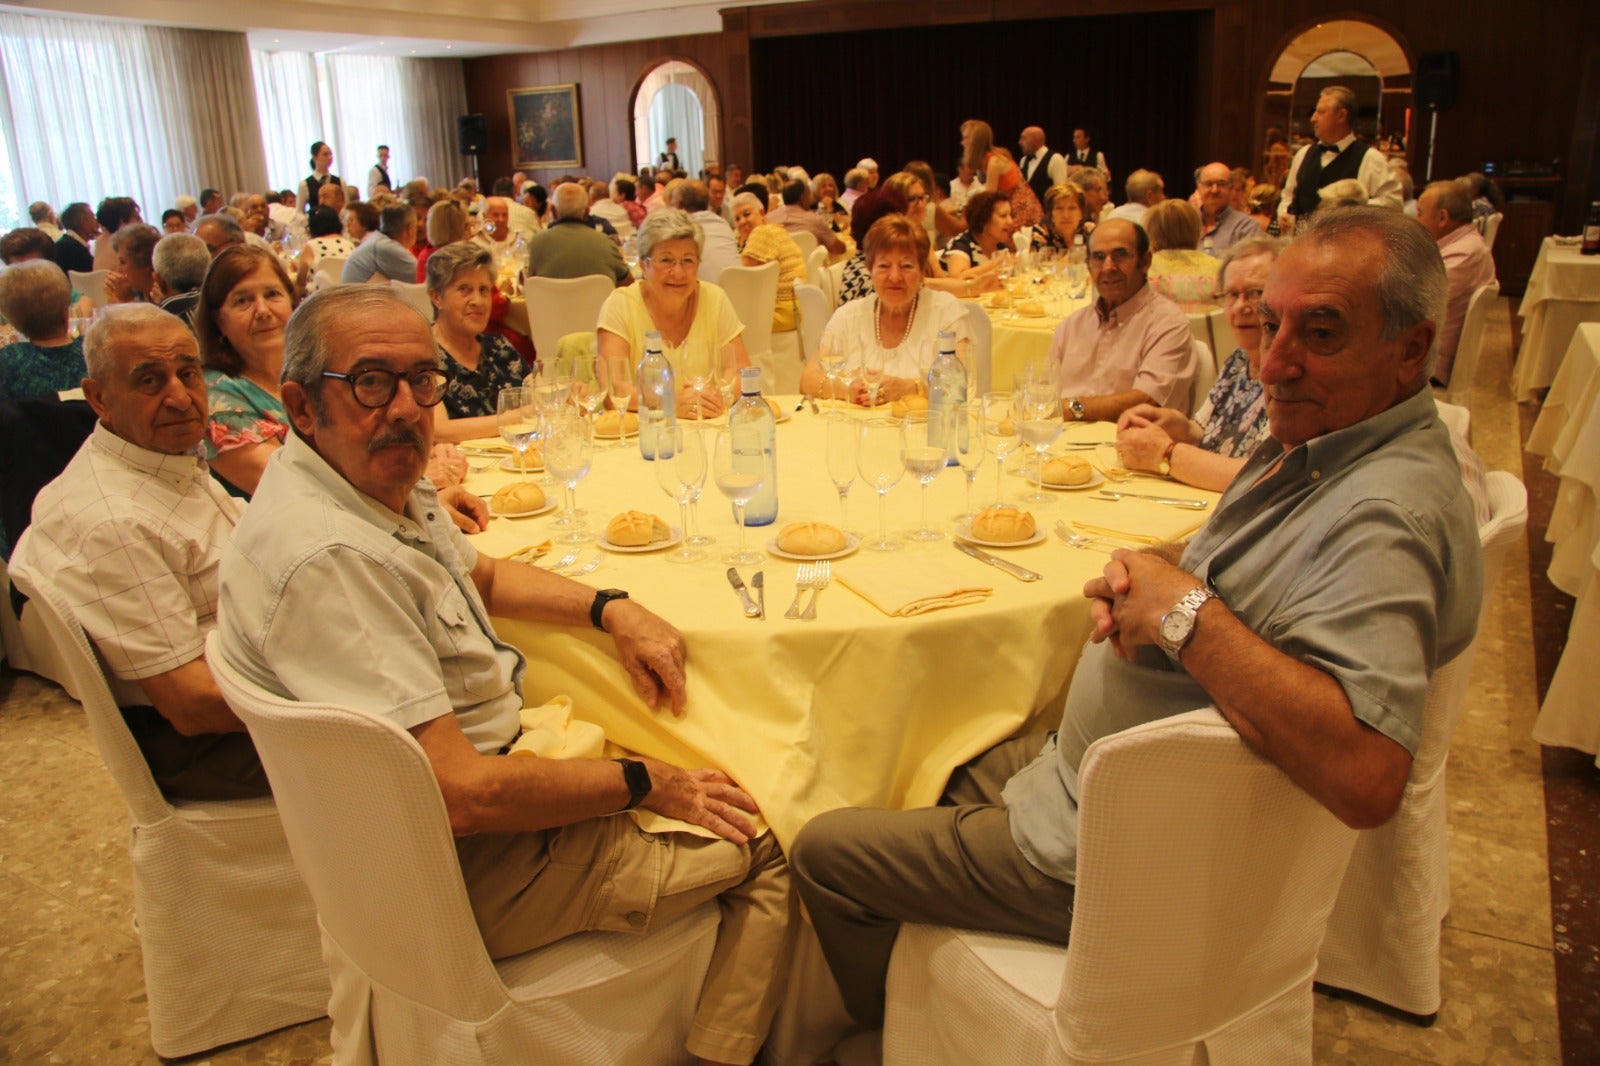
[1512, 239, 1600, 401]
[467, 405, 1216, 845]
[970, 288, 1088, 389]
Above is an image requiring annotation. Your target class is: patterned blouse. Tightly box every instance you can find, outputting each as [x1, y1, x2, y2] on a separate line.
[839, 253, 871, 304]
[1196, 348, 1268, 459]
[204, 371, 288, 497]
[0, 338, 86, 402]
[438, 333, 528, 420]
[1148, 249, 1220, 313]
[938, 232, 988, 273]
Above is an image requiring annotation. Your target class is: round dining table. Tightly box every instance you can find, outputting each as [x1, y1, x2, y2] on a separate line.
[461, 401, 1217, 847]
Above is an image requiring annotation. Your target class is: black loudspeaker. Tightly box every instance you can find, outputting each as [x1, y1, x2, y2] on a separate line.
[458, 114, 487, 156]
[1415, 52, 1460, 112]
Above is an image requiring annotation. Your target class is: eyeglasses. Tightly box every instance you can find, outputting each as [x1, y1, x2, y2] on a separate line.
[1212, 287, 1265, 308]
[1088, 248, 1138, 266]
[645, 255, 699, 272]
[321, 367, 450, 408]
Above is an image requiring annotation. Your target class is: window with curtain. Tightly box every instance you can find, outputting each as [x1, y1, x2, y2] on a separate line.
[633, 60, 721, 177]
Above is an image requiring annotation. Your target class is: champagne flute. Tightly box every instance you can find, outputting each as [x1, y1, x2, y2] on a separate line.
[543, 412, 593, 543]
[982, 390, 1017, 503]
[1015, 383, 1063, 505]
[857, 417, 905, 552]
[655, 424, 708, 563]
[568, 346, 606, 428]
[952, 408, 988, 521]
[824, 412, 857, 532]
[681, 338, 716, 422]
[713, 426, 765, 566]
[900, 413, 948, 541]
[603, 350, 636, 449]
[496, 387, 538, 476]
[818, 343, 847, 409]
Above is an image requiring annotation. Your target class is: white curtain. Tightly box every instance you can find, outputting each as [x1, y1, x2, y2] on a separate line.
[0, 13, 266, 225]
[633, 61, 721, 176]
[251, 50, 324, 193]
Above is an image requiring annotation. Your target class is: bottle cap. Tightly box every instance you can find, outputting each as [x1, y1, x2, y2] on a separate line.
[739, 367, 762, 394]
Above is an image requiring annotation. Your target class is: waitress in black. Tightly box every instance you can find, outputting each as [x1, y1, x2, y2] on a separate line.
[297, 141, 342, 216]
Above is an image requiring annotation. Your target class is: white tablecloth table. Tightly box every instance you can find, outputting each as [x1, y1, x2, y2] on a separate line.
[1512, 239, 1600, 402]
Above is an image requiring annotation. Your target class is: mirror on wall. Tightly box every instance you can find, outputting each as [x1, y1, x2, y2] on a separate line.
[633, 60, 721, 176]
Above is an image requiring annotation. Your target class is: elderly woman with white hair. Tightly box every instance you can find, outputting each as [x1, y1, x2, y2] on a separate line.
[0, 260, 86, 401]
[597, 208, 750, 417]
[426, 241, 530, 442]
[730, 189, 807, 390]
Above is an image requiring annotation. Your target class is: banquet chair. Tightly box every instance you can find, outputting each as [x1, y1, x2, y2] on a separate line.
[1315, 470, 1528, 1023]
[524, 274, 615, 367]
[1189, 338, 1217, 417]
[805, 244, 832, 306]
[1441, 281, 1500, 408]
[828, 260, 847, 306]
[789, 229, 819, 258]
[312, 255, 348, 291]
[68, 268, 109, 308]
[719, 259, 779, 385]
[1480, 212, 1503, 250]
[962, 301, 993, 394]
[8, 561, 329, 1058]
[1435, 400, 1472, 442]
[389, 279, 435, 323]
[205, 631, 721, 1066]
[883, 707, 1358, 1066]
[796, 283, 830, 367]
[1209, 306, 1237, 362]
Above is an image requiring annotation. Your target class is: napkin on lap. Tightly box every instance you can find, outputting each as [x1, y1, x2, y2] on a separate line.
[508, 696, 605, 759]
[835, 556, 993, 617]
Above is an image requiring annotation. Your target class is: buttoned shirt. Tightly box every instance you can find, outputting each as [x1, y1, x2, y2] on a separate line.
[766, 204, 845, 255]
[1433, 223, 1498, 385]
[690, 211, 741, 285]
[217, 434, 524, 754]
[1003, 387, 1483, 881]
[341, 233, 418, 284]
[589, 198, 633, 242]
[14, 424, 244, 705]
[1280, 133, 1402, 216]
[1200, 204, 1262, 256]
[1046, 282, 1196, 411]
[1021, 147, 1068, 189]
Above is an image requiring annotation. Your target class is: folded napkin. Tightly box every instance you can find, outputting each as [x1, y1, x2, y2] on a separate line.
[504, 539, 554, 563]
[461, 437, 513, 453]
[1070, 520, 1162, 547]
[835, 556, 993, 617]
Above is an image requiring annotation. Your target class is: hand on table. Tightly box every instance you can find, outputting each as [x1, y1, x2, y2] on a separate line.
[677, 385, 724, 419]
[437, 484, 489, 533]
[426, 442, 468, 488]
[605, 599, 688, 716]
[1114, 421, 1177, 473]
[1084, 549, 1204, 659]
[637, 759, 759, 845]
[1117, 403, 1195, 441]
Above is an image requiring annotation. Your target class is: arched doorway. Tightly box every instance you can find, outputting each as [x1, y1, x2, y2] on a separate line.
[632, 59, 721, 177]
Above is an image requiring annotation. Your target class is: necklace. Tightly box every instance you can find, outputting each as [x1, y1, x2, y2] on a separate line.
[873, 290, 920, 350]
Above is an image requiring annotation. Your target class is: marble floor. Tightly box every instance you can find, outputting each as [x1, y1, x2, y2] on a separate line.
[0, 298, 1592, 1064]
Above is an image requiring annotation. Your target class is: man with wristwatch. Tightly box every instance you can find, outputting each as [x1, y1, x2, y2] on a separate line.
[793, 208, 1484, 1035]
[217, 285, 793, 1066]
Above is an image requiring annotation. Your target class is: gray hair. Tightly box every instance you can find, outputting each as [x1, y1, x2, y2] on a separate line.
[0, 260, 71, 339]
[84, 304, 191, 381]
[636, 209, 703, 261]
[843, 168, 868, 190]
[1422, 180, 1473, 225]
[282, 286, 432, 413]
[731, 191, 765, 215]
[378, 203, 415, 239]
[1217, 236, 1287, 288]
[111, 223, 161, 269]
[1124, 169, 1164, 205]
[1319, 85, 1357, 116]
[194, 212, 244, 246]
[424, 241, 492, 296]
[1318, 178, 1367, 209]
[152, 233, 210, 293]
[1296, 206, 1448, 375]
[552, 182, 588, 220]
[1075, 167, 1109, 193]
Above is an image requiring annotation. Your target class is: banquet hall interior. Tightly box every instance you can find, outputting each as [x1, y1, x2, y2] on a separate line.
[1, 0, 1599, 1062]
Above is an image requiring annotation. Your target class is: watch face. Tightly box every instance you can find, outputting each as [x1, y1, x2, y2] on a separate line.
[1160, 608, 1192, 649]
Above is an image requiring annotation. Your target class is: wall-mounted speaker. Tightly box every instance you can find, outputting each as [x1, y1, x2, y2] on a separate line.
[458, 114, 487, 156]
[1415, 52, 1460, 112]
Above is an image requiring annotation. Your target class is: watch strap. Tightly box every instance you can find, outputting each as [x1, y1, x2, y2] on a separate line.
[1159, 585, 1217, 660]
[615, 758, 652, 810]
[590, 588, 629, 631]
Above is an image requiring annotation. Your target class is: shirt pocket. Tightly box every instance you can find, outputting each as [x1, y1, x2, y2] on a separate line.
[428, 582, 504, 701]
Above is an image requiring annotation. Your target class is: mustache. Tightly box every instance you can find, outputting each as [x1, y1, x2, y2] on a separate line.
[368, 426, 427, 456]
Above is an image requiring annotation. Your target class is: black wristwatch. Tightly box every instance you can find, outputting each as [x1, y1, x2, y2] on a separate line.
[615, 758, 652, 810]
[590, 588, 629, 631]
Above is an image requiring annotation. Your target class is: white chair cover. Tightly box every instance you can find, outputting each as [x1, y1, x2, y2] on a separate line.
[523, 274, 616, 367]
[1315, 471, 1528, 1019]
[1208, 306, 1237, 365]
[312, 256, 347, 292]
[789, 230, 819, 258]
[828, 261, 847, 307]
[68, 269, 109, 308]
[962, 301, 993, 394]
[206, 632, 720, 1066]
[8, 559, 328, 1057]
[1189, 338, 1217, 417]
[719, 259, 780, 380]
[388, 279, 435, 323]
[796, 283, 830, 368]
[1481, 212, 1503, 250]
[1435, 400, 1472, 442]
[884, 707, 1357, 1066]
[805, 244, 831, 306]
[1443, 282, 1500, 408]
[0, 556, 73, 687]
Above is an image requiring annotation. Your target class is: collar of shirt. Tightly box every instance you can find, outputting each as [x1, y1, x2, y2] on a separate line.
[1322, 133, 1359, 155]
[1093, 280, 1155, 327]
[68, 230, 89, 247]
[1437, 223, 1483, 254]
[89, 423, 210, 491]
[277, 432, 443, 550]
[1239, 385, 1440, 495]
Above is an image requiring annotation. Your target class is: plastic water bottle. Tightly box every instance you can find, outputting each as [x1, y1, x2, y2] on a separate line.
[927, 329, 968, 465]
[637, 331, 675, 460]
[729, 367, 778, 526]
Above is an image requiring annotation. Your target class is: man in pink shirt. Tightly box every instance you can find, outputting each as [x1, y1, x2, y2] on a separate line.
[1046, 218, 1197, 422]
[1416, 180, 1497, 387]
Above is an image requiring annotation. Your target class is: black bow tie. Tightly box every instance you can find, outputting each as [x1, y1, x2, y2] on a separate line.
[1318, 142, 1343, 154]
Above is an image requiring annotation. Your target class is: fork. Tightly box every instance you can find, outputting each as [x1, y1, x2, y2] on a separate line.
[561, 557, 603, 577]
[800, 560, 831, 621]
[1054, 521, 1118, 553]
[785, 562, 816, 619]
[538, 548, 583, 570]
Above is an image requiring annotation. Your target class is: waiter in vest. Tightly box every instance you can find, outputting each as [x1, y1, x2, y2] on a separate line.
[1279, 86, 1402, 229]
[299, 141, 342, 217]
[1019, 126, 1068, 207]
[368, 145, 392, 200]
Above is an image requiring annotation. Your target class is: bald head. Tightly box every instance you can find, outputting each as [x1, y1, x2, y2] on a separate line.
[1020, 126, 1046, 155]
[1197, 162, 1233, 219]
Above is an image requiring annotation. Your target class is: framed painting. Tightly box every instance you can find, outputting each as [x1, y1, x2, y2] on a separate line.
[507, 84, 583, 170]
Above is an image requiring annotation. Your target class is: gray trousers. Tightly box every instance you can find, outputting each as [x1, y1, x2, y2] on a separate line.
[790, 733, 1076, 1028]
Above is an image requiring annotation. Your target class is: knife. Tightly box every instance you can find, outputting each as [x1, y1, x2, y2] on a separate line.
[751, 571, 766, 619]
[954, 540, 1042, 582]
[725, 568, 762, 617]
[1097, 490, 1210, 509]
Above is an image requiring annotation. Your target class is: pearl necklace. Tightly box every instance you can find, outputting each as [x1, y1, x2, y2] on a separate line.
[873, 290, 920, 350]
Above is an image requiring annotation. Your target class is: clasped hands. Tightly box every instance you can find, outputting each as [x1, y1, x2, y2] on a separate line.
[1085, 548, 1205, 660]
[1114, 403, 1197, 473]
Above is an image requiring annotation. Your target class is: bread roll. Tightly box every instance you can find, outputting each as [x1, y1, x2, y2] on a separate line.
[1016, 300, 1046, 317]
[765, 397, 783, 418]
[892, 394, 930, 418]
[595, 410, 640, 436]
[971, 505, 1036, 543]
[606, 510, 671, 546]
[1042, 455, 1093, 487]
[492, 482, 546, 514]
[776, 521, 848, 557]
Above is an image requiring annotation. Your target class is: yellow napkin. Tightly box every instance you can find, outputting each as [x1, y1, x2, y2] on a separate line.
[503, 539, 554, 563]
[1070, 521, 1163, 547]
[462, 437, 512, 453]
[835, 556, 994, 617]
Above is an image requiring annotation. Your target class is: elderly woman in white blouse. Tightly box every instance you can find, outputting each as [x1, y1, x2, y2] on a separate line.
[801, 214, 969, 404]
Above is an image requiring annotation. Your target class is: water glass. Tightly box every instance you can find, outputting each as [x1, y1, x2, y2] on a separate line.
[952, 409, 987, 520]
[713, 426, 765, 566]
[655, 424, 708, 563]
[981, 390, 1018, 502]
[824, 412, 856, 531]
[900, 413, 948, 541]
[496, 387, 539, 476]
[857, 418, 905, 552]
[543, 413, 593, 543]
[1014, 383, 1063, 505]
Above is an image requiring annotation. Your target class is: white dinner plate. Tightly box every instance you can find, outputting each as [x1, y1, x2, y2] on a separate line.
[597, 526, 684, 553]
[489, 498, 557, 520]
[497, 455, 545, 473]
[594, 428, 640, 440]
[1038, 470, 1106, 492]
[765, 532, 861, 562]
[955, 521, 1047, 549]
[682, 405, 792, 425]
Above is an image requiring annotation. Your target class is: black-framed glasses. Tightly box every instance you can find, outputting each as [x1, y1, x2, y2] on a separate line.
[321, 367, 450, 408]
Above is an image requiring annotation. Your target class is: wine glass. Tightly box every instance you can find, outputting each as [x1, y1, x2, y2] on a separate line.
[543, 412, 593, 543]
[818, 343, 847, 409]
[952, 408, 987, 521]
[655, 424, 708, 564]
[1015, 382, 1063, 505]
[713, 426, 765, 566]
[857, 417, 905, 552]
[824, 412, 856, 531]
[981, 390, 1018, 503]
[496, 387, 539, 476]
[859, 341, 886, 410]
[566, 346, 606, 428]
[602, 351, 636, 448]
[900, 413, 948, 541]
[680, 339, 717, 422]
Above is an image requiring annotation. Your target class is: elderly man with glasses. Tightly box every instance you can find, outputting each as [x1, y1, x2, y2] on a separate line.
[1195, 161, 1263, 256]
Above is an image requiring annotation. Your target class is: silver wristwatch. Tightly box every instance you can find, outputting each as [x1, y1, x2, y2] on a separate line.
[1066, 397, 1086, 421]
[1158, 586, 1218, 662]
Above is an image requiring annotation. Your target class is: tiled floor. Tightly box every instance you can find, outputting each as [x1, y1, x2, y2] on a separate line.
[0, 298, 1591, 1064]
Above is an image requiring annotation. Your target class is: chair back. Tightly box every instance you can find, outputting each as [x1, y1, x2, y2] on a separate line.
[719, 259, 779, 367]
[1185, 309, 1212, 353]
[828, 261, 847, 306]
[795, 283, 830, 367]
[389, 279, 435, 323]
[1481, 212, 1503, 250]
[207, 631, 510, 1019]
[523, 275, 616, 367]
[961, 301, 993, 394]
[312, 255, 347, 291]
[1189, 337, 1217, 417]
[1479, 471, 1528, 607]
[1059, 707, 1356, 1059]
[1208, 306, 1237, 363]
[788, 230, 819, 258]
[69, 269, 109, 308]
[805, 245, 831, 305]
[1435, 400, 1471, 441]
[1443, 281, 1499, 407]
